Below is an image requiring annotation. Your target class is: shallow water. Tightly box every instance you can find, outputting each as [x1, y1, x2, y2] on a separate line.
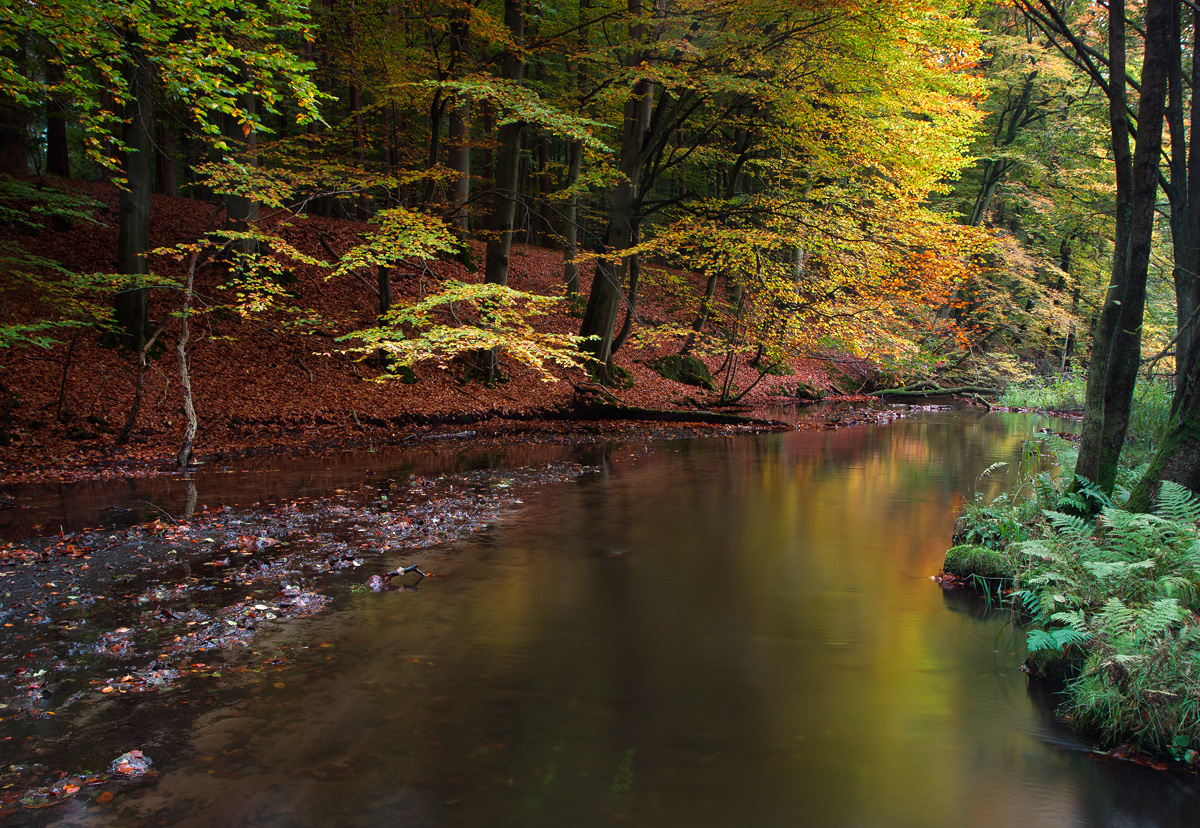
[19, 409, 1200, 826]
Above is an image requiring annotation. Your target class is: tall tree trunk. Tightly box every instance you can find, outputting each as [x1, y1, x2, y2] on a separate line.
[448, 98, 470, 232]
[447, 7, 470, 232]
[352, 82, 368, 218]
[1091, 0, 1171, 493]
[156, 121, 177, 195]
[1169, 6, 1200, 411]
[1074, 0, 1136, 489]
[537, 132, 551, 245]
[114, 41, 154, 348]
[481, 101, 495, 187]
[177, 253, 199, 467]
[1060, 235, 1077, 371]
[561, 0, 590, 297]
[423, 87, 445, 207]
[377, 265, 392, 318]
[0, 36, 28, 175]
[45, 58, 69, 178]
[579, 0, 655, 379]
[222, 86, 259, 257]
[0, 96, 26, 174]
[483, 0, 525, 289]
[563, 138, 583, 297]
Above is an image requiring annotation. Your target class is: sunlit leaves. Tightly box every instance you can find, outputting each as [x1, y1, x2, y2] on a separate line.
[332, 209, 461, 279]
[339, 282, 593, 382]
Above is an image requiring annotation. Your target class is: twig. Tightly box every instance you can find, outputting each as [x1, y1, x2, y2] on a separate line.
[136, 500, 178, 524]
[296, 356, 314, 383]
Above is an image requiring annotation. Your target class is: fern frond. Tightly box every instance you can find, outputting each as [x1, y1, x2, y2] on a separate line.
[1027, 626, 1090, 653]
[1050, 609, 1090, 632]
[1095, 597, 1136, 636]
[1139, 598, 1187, 638]
[1044, 509, 1092, 540]
[1155, 481, 1200, 525]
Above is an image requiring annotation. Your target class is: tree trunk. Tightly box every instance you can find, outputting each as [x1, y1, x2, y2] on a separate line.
[537, 132, 551, 245]
[1127, 340, 1200, 511]
[177, 253, 199, 467]
[222, 86, 259, 257]
[45, 58, 69, 178]
[448, 98, 470, 232]
[0, 37, 28, 175]
[481, 101, 495, 186]
[1168, 5, 1200, 411]
[483, 0, 525, 289]
[1074, 0, 1136, 489]
[562, 0, 590, 297]
[114, 41, 154, 348]
[378, 265, 392, 318]
[579, 0, 655, 379]
[156, 121, 177, 195]
[1127, 6, 1200, 509]
[563, 138, 583, 297]
[1092, 0, 1171, 493]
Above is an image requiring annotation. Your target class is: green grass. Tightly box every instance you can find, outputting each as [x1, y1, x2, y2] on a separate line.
[999, 374, 1087, 410]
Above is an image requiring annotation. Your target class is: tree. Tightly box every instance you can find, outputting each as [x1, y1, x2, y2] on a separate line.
[1019, 0, 1172, 494]
[0, 0, 324, 343]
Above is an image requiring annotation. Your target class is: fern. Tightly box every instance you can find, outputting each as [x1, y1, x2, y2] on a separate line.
[1057, 475, 1112, 513]
[1138, 598, 1188, 639]
[1155, 481, 1200, 525]
[1093, 597, 1136, 637]
[960, 417, 1200, 758]
[1027, 627, 1090, 653]
[1050, 609, 1090, 633]
[1044, 509, 1092, 540]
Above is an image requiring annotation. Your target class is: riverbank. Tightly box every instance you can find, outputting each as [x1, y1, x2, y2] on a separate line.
[941, 383, 1200, 774]
[0, 180, 890, 488]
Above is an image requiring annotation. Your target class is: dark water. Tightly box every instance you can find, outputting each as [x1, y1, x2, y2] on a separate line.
[24, 410, 1200, 825]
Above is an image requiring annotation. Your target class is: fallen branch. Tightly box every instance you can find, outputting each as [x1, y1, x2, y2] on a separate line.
[576, 400, 788, 427]
[875, 385, 998, 398]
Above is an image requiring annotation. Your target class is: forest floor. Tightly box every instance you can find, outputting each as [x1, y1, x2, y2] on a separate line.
[0, 179, 891, 488]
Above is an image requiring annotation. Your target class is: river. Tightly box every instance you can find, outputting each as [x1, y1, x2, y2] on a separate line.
[6, 408, 1199, 826]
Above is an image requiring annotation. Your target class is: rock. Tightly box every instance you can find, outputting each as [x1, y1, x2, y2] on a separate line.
[110, 750, 152, 777]
[649, 355, 715, 391]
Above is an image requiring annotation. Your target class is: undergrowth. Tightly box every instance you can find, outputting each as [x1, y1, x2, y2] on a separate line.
[951, 425, 1200, 767]
[999, 374, 1087, 411]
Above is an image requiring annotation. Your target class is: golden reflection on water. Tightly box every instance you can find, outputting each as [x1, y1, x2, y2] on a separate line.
[67, 411, 1199, 828]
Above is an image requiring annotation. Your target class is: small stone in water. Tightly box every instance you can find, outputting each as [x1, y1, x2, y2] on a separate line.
[110, 750, 152, 777]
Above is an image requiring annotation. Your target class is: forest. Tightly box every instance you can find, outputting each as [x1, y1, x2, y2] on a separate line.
[0, 0, 1069, 466]
[0, 0, 1195, 495]
[9, 0, 1200, 811]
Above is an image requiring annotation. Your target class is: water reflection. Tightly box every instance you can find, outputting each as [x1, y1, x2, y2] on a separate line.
[32, 411, 1200, 826]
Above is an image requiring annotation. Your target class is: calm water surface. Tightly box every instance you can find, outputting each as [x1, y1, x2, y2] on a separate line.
[27, 410, 1200, 825]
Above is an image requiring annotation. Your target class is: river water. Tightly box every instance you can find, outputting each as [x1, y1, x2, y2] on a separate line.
[12, 409, 1200, 826]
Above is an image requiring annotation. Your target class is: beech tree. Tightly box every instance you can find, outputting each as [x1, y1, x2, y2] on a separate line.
[0, 0, 323, 345]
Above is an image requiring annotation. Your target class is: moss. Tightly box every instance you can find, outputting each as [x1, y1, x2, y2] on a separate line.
[795, 381, 825, 401]
[393, 365, 418, 384]
[650, 355, 714, 391]
[943, 544, 1015, 582]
